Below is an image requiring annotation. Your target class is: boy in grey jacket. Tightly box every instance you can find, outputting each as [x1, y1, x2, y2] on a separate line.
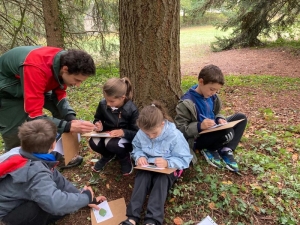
[0, 119, 106, 225]
[175, 64, 247, 172]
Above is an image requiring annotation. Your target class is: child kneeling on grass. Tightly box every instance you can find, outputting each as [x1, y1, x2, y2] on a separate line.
[0, 119, 106, 225]
[120, 101, 192, 225]
[175, 64, 247, 172]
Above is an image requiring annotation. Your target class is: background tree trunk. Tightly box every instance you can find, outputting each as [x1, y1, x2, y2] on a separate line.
[119, 0, 182, 117]
[41, 0, 64, 48]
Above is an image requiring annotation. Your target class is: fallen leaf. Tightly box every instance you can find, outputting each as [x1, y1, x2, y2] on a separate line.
[222, 180, 233, 185]
[106, 183, 110, 189]
[277, 182, 283, 189]
[208, 202, 217, 210]
[173, 217, 183, 225]
[220, 192, 226, 198]
[169, 197, 176, 202]
[250, 183, 262, 190]
[253, 205, 260, 212]
[292, 153, 298, 161]
[90, 159, 98, 163]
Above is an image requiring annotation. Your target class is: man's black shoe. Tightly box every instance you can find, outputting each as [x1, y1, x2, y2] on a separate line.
[58, 155, 83, 169]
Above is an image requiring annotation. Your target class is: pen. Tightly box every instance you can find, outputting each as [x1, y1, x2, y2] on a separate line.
[199, 114, 208, 120]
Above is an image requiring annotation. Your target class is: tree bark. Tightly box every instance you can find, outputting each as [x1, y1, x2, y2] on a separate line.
[119, 0, 182, 117]
[41, 0, 64, 48]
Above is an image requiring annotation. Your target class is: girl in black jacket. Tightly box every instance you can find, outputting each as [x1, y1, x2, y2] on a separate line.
[89, 77, 139, 175]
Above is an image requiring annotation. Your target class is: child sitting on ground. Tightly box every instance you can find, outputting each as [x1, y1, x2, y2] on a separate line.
[0, 119, 106, 225]
[175, 64, 247, 172]
[89, 77, 139, 175]
[120, 101, 192, 225]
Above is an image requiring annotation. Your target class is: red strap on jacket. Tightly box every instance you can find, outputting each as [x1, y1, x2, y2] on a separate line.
[0, 155, 28, 177]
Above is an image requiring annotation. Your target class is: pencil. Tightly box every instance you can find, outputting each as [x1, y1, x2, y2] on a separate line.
[199, 114, 208, 120]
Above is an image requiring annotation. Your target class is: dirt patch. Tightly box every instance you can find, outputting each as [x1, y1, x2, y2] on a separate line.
[182, 47, 300, 77]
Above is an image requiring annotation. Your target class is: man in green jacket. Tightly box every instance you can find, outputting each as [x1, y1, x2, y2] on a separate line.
[0, 46, 96, 167]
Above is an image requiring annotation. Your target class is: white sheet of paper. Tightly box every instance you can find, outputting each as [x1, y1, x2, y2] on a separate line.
[90, 132, 111, 137]
[53, 137, 64, 154]
[118, 138, 130, 148]
[142, 165, 165, 170]
[197, 215, 218, 225]
[92, 201, 113, 223]
[208, 123, 227, 129]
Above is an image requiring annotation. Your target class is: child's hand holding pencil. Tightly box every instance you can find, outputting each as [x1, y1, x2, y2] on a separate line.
[199, 114, 216, 130]
[94, 121, 103, 132]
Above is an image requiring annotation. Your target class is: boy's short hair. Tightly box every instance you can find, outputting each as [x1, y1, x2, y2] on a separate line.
[18, 119, 57, 154]
[198, 64, 225, 85]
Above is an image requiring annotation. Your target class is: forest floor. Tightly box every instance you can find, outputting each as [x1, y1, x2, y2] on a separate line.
[57, 46, 300, 225]
[181, 47, 299, 78]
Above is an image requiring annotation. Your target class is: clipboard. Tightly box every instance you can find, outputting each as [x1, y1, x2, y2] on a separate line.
[135, 166, 176, 174]
[91, 198, 127, 225]
[81, 131, 111, 137]
[61, 133, 80, 165]
[199, 119, 245, 134]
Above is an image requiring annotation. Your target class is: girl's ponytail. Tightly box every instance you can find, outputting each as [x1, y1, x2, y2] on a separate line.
[122, 77, 133, 100]
[137, 100, 172, 130]
[150, 101, 173, 122]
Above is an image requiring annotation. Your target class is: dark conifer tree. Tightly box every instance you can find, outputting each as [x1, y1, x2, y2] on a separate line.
[193, 0, 300, 50]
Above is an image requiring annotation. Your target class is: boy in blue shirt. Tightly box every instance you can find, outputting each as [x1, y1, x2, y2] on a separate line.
[175, 64, 247, 172]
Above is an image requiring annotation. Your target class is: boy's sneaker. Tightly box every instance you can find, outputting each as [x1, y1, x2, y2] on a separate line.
[201, 149, 223, 168]
[92, 155, 115, 172]
[219, 149, 239, 172]
[119, 155, 133, 175]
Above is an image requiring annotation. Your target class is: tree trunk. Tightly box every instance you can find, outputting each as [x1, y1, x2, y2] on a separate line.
[119, 0, 182, 117]
[41, 0, 64, 48]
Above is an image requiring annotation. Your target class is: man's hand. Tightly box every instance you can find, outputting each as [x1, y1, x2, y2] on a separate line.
[137, 157, 148, 166]
[155, 158, 168, 168]
[70, 120, 95, 133]
[88, 196, 107, 210]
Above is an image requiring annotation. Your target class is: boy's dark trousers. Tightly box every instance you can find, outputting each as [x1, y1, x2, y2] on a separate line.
[126, 170, 179, 225]
[195, 112, 247, 151]
[2, 201, 63, 225]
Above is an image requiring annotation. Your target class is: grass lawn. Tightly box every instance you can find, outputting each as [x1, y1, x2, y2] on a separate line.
[180, 26, 229, 68]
